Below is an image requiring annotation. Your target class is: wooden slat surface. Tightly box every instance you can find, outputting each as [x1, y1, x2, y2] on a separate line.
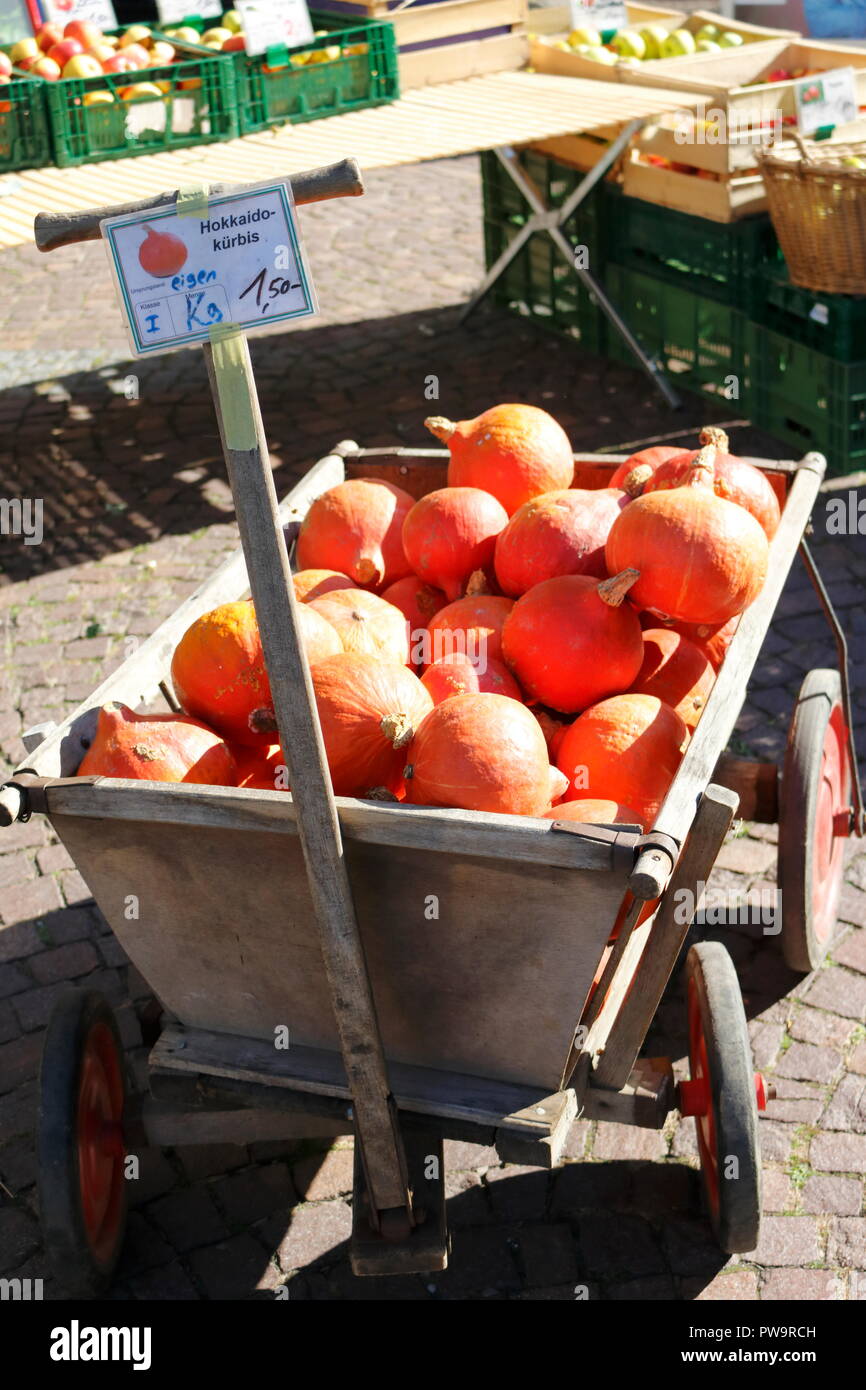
[0, 71, 706, 249]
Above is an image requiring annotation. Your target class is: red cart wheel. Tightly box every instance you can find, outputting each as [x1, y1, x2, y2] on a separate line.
[37, 989, 128, 1298]
[779, 669, 852, 972]
[679, 943, 761, 1254]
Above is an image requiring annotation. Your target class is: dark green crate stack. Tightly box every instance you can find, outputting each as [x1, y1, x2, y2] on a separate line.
[480, 150, 607, 354]
[174, 12, 399, 134]
[0, 74, 52, 173]
[480, 149, 866, 471]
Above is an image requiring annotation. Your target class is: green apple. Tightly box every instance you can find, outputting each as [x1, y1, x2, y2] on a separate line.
[696, 23, 719, 42]
[719, 31, 744, 47]
[842, 155, 865, 167]
[222, 9, 243, 32]
[611, 28, 645, 60]
[639, 24, 670, 59]
[580, 45, 617, 64]
[173, 26, 200, 44]
[697, 39, 720, 52]
[567, 25, 601, 48]
[661, 28, 696, 57]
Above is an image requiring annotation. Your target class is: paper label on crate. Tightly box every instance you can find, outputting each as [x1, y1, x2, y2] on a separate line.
[41, 0, 118, 32]
[156, 0, 222, 24]
[123, 100, 167, 138]
[237, 0, 314, 55]
[567, 0, 627, 34]
[796, 67, 858, 135]
[101, 179, 317, 358]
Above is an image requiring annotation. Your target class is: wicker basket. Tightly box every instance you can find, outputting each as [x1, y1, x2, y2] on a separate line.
[758, 136, 866, 296]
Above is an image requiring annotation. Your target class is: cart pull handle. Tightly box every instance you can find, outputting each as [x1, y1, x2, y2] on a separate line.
[34, 157, 364, 253]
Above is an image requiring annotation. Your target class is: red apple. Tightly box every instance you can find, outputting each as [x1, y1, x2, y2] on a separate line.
[62, 53, 102, 78]
[222, 34, 246, 51]
[120, 42, 151, 69]
[15, 54, 40, 72]
[10, 37, 38, 63]
[32, 56, 62, 80]
[64, 20, 102, 49]
[0, 53, 12, 78]
[87, 41, 116, 64]
[48, 39, 84, 68]
[36, 24, 63, 53]
[102, 53, 137, 74]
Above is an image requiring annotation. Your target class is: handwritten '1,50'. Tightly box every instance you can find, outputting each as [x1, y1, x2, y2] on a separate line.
[238, 267, 301, 315]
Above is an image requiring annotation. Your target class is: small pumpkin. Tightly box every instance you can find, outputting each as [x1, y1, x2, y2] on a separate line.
[608, 445, 684, 492]
[424, 594, 514, 670]
[644, 427, 781, 539]
[605, 445, 769, 626]
[542, 797, 644, 827]
[425, 403, 574, 515]
[421, 651, 523, 706]
[295, 478, 415, 589]
[308, 588, 410, 665]
[631, 628, 716, 731]
[312, 652, 432, 797]
[402, 487, 508, 602]
[404, 692, 555, 816]
[494, 487, 629, 596]
[638, 610, 738, 673]
[171, 599, 340, 745]
[501, 570, 644, 714]
[77, 703, 236, 786]
[292, 568, 354, 602]
[380, 575, 447, 643]
[556, 693, 689, 827]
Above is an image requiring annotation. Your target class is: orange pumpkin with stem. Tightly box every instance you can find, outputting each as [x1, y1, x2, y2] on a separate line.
[401, 487, 508, 602]
[631, 628, 716, 731]
[424, 594, 514, 670]
[494, 487, 630, 596]
[425, 404, 574, 515]
[308, 588, 410, 664]
[312, 652, 432, 797]
[422, 651, 523, 705]
[77, 703, 235, 785]
[295, 478, 415, 589]
[646, 426, 781, 539]
[608, 445, 683, 491]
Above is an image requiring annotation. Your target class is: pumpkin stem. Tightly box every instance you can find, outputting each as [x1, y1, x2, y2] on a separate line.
[597, 568, 640, 607]
[364, 786, 399, 801]
[621, 463, 653, 497]
[684, 444, 717, 488]
[353, 555, 382, 587]
[249, 706, 278, 735]
[424, 415, 456, 444]
[380, 711, 416, 749]
[465, 568, 490, 597]
[699, 425, 729, 453]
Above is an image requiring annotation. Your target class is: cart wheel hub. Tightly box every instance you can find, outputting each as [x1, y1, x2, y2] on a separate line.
[77, 1022, 126, 1264]
[677, 1076, 709, 1117]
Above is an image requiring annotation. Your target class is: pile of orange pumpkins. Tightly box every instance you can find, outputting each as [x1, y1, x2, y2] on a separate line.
[79, 403, 779, 832]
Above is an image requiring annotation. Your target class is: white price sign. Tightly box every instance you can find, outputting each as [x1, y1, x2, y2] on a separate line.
[42, 0, 118, 30]
[237, 0, 314, 55]
[101, 180, 317, 358]
[156, 0, 222, 24]
[568, 0, 627, 32]
[796, 67, 858, 135]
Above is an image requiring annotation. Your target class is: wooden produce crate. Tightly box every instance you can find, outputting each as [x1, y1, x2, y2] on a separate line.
[634, 110, 866, 179]
[529, 4, 798, 86]
[622, 148, 767, 221]
[313, 0, 529, 89]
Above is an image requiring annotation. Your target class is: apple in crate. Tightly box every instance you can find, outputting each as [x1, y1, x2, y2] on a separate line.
[222, 34, 246, 51]
[119, 81, 164, 100]
[10, 37, 39, 63]
[88, 42, 116, 64]
[83, 90, 115, 105]
[719, 31, 744, 47]
[35, 24, 63, 52]
[173, 27, 201, 44]
[567, 25, 601, 48]
[63, 54, 103, 78]
[119, 25, 152, 48]
[103, 53, 138, 74]
[639, 24, 669, 59]
[696, 23, 719, 42]
[150, 41, 175, 64]
[64, 20, 102, 50]
[201, 27, 232, 45]
[121, 43, 152, 68]
[661, 29, 695, 57]
[581, 46, 617, 65]
[223, 10, 243, 33]
[697, 39, 720, 52]
[0, 52, 11, 77]
[611, 29, 645, 59]
[48, 39, 84, 67]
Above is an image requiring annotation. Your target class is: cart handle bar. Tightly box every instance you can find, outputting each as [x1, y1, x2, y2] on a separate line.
[34, 157, 364, 253]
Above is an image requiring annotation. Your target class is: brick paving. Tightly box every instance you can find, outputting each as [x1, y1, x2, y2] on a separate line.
[1, 155, 865, 1301]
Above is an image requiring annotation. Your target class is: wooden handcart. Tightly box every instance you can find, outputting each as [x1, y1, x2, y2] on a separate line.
[1, 164, 862, 1298]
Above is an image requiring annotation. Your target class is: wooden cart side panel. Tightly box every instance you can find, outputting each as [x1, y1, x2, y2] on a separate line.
[18, 453, 347, 781]
[53, 813, 630, 1091]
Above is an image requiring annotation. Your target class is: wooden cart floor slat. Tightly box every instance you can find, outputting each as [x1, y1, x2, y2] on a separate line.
[0, 71, 706, 248]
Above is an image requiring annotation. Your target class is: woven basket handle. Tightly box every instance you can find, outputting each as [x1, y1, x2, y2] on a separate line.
[791, 131, 812, 161]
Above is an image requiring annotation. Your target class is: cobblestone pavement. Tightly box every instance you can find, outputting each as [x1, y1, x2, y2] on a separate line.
[1, 156, 865, 1301]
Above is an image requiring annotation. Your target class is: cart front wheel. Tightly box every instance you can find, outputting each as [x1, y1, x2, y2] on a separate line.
[680, 942, 761, 1255]
[779, 668, 851, 972]
[37, 988, 128, 1298]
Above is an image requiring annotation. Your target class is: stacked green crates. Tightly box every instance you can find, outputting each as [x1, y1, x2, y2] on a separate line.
[0, 74, 52, 173]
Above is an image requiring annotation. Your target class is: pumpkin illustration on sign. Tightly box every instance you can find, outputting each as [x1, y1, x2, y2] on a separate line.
[138, 224, 188, 278]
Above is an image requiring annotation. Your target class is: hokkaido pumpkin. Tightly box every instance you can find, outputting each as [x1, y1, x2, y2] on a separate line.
[292, 569, 354, 602]
[501, 570, 644, 713]
[380, 576, 447, 640]
[631, 628, 716, 731]
[638, 610, 738, 673]
[556, 694, 689, 827]
[308, 588, 410, 665]
[421, 651, 523, 705]
[424, 594, 514, 670]
[233, 743, 288, 791]
[403, 693, 555, 816]
[312, 653, 433, 797]
[605, 446, 769, 626]
[494, 487, 629, 596]
[295, 478, 415, 589]
[425, 404, 574, 515]
[401, 487, 508, 602]
[608, 445, 684, 491]
[542, 797, 644, 827]
[171, 599, 340, 745]
[645, 427, 780, 539]
[77, 703, 236, 786]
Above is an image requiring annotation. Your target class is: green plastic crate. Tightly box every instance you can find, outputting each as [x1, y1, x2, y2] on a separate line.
[171, 12, 398, 134]
[604, 263, 753, 405]
[605, 186, 781, 310]
[757, 267, 866, 363]
[33, 27, 238, 168]
[0, 74, 51, 173]
[749, 323, 866, 475]
[480, 149, 607, 354]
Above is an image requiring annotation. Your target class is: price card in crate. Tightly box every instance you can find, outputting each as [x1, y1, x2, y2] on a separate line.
[101, 179, 318, 357]
[237, 0, 314, 54]
[567, 0, 627, 33]
[41, 0, 118, 30]
[156, 0, 222, 22]
[796, 67, 858, 136]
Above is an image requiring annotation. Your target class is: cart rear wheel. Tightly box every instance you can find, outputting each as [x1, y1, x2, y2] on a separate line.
[680, 942, 761, 1254]
[779, 669, 851, 972]
[37, 988, 128, 1298]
